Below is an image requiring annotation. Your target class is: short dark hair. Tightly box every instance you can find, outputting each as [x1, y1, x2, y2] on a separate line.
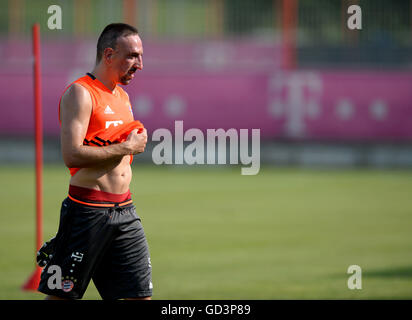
[96, 23, 139, 63]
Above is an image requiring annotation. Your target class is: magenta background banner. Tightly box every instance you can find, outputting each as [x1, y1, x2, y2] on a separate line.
[1, 40, 411, 140]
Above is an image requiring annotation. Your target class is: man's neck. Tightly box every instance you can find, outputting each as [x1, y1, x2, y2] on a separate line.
[90, 65, 117, 92]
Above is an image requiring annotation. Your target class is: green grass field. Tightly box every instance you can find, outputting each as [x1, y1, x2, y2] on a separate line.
[1, 164, 412, 300]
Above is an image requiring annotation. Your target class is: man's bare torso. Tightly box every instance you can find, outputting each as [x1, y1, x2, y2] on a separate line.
[70, 155, 132, 194]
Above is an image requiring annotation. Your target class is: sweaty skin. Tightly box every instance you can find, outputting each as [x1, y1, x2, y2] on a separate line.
[60, 34, 146, 194]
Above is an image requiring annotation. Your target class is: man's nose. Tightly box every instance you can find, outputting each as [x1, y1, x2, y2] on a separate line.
[136, 57, 143, 70]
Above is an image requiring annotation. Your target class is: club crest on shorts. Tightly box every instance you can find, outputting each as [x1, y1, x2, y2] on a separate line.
[62, 279, 74, 292]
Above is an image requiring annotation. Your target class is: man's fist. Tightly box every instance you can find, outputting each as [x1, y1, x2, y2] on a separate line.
[124, 128, 147, 155]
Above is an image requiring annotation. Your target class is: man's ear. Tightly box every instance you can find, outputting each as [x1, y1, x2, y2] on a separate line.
[103, 47, 114, 64]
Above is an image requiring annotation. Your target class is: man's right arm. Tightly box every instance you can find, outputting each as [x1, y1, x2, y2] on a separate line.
[60, 83, 147, 168]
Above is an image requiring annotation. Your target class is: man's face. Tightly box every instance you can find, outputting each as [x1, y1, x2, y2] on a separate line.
[109, 34, 143, 85]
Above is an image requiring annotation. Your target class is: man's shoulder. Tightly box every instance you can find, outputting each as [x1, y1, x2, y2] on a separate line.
[63, 74, 94, 96]
[61, 82, 92, 107]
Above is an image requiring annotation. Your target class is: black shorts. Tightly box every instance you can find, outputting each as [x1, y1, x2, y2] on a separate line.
[37, 197, 152, 300]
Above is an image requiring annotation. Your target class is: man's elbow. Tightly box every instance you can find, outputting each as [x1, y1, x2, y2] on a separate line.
[62, 154, 77, 168]
[61, 147, 81, 168]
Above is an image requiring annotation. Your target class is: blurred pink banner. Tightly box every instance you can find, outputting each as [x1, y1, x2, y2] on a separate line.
[1, 40, 411, 140]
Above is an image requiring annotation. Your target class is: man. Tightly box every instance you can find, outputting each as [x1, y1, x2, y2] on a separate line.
[37, 23, 152, 300]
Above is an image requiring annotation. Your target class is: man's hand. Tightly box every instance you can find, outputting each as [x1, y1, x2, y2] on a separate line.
[37, 236, 57, 268]
[124, 128, 148, 155]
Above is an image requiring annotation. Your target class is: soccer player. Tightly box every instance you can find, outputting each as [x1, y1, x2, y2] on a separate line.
[37, 23, 152, 300]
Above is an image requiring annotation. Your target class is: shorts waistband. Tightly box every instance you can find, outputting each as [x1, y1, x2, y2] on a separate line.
[68, 184, 132, 207]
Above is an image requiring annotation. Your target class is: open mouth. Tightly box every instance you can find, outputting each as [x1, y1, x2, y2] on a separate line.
[127, 69, 136, 78]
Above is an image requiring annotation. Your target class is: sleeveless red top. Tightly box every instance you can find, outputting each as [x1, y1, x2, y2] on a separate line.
[59, 73, 144, 176]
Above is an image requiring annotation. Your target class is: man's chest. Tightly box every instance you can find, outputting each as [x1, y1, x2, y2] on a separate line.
[90, 93, 134, 130]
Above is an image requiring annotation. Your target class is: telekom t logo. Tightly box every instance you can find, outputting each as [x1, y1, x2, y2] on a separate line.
[268, 72, 323, 138]
[105, 120, 123, 129]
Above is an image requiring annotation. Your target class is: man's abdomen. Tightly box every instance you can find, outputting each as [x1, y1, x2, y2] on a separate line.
[70, 155, 132, 194]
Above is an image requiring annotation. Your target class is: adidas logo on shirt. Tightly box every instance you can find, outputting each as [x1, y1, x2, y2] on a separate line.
[104, 105, 115, 114]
